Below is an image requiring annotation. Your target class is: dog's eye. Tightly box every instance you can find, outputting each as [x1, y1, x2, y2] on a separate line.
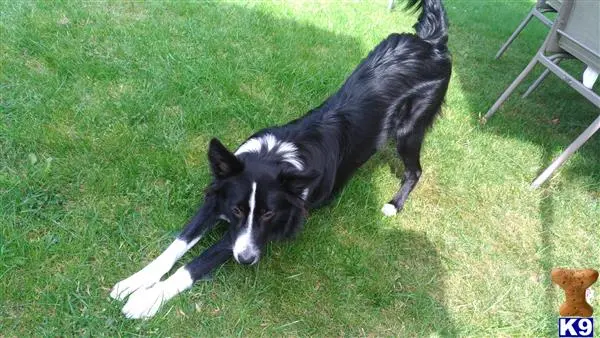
[261, 210, 275, 221]
[231, 206, 243, 218]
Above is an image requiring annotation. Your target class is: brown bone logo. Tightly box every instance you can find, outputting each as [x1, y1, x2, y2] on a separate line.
[551, 268, 598, 317]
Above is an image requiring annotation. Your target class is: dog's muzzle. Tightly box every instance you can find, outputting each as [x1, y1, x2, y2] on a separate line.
[234, 250, 259, 265]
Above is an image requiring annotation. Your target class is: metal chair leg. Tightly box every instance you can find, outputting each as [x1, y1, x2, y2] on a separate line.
[531, 114, 600, 188]
[495, 8, 536, 59]
[522, 55, 563, 98]
[484, 55, 540, 121]
[522, 68, 552, 98]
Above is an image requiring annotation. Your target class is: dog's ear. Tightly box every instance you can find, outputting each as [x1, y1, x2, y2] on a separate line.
[278, 169, 318, 197]
[208, 138, 243, 178]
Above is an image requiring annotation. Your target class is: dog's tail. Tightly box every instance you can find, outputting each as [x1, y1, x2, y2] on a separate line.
[404, 0, 448, 47]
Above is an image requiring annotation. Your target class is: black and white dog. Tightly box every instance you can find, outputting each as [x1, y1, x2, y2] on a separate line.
[111, 0, 451, 319]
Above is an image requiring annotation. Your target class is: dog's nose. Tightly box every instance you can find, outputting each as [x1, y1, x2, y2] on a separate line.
[235, 251, 258, 265]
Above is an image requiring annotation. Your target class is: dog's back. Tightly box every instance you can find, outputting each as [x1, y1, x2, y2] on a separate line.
[259, 0, 451, 210]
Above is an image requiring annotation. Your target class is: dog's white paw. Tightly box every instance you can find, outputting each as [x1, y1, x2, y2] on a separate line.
[110, 272, 160, 301]
[120, 267, 193, 319]
[121, 283, 167, 319]
[381, 203, 398, 217]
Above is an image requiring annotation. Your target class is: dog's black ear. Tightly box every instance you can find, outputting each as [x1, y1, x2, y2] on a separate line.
[208, 138, 243, 178]
[278, 169, 318, 197]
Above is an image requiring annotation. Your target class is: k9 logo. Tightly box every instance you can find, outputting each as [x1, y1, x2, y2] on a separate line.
[559, 317, 594, 338]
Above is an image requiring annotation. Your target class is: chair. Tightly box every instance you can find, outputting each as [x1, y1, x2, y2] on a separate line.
[496, 0, 563, 98]
[495, 0, 562, 59]
[484, 0, 600, 188]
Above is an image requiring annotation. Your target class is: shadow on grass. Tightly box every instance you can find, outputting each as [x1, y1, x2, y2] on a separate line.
[539, 179, 557, 335]
[90, 2, 456, 336]
[448, 1, 599, 189]
[312, 154, 456, 336]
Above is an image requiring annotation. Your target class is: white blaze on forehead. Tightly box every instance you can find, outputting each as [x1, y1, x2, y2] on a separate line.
[234, 133, 304, 171]
[233, 182, 259, 262]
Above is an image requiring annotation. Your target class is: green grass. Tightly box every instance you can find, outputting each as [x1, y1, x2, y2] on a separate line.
[1, 0, 599, 336]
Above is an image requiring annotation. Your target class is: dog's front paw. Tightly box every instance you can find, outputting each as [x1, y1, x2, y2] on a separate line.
[381, 203, 398, 217]
[110, 272, 159, 301]
[121, 283, 167, 319]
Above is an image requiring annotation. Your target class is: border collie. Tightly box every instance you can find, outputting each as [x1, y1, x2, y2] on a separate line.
[111, 0, 451, 319]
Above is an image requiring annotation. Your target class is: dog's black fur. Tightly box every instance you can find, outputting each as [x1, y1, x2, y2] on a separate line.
[113, 0, 451, 318]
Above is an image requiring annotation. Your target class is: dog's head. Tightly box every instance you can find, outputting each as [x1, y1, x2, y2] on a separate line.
[207, 138, 313, 265]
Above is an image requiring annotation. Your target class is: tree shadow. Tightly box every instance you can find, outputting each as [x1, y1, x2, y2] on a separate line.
[98, 2, 456, 336]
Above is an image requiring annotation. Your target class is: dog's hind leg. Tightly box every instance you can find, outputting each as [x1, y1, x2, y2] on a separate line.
[381, 125, 425, 217]
[110, 195, 219, 301]
[122, 232, 233, 319]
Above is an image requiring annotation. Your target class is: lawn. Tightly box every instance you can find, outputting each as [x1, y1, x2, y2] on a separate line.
[1, 0, 599, 336]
